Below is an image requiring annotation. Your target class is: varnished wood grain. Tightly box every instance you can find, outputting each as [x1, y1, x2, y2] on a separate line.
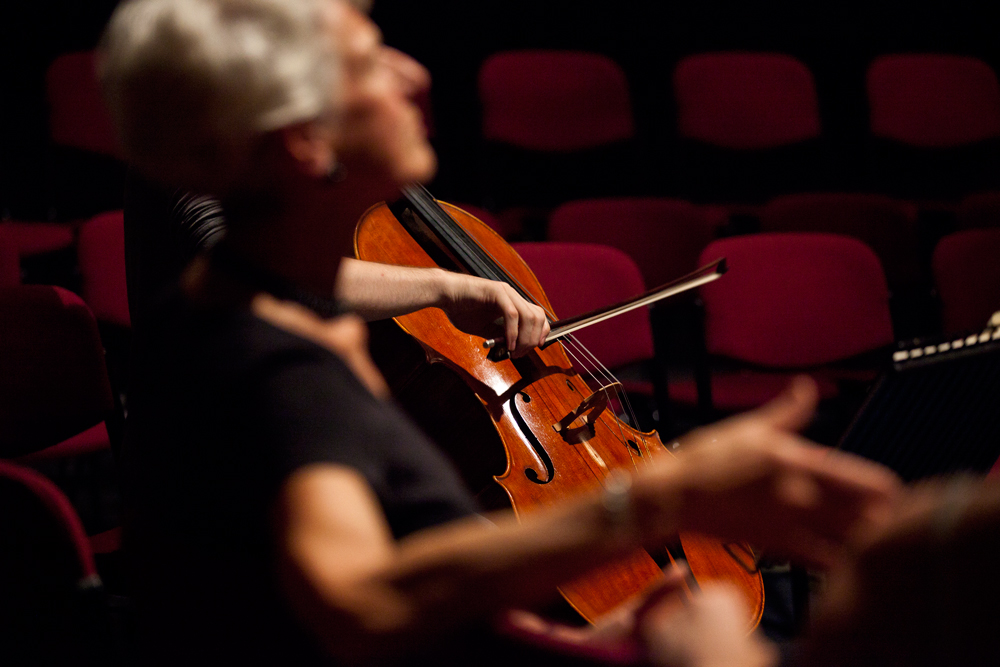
[355, 200, 763, 625]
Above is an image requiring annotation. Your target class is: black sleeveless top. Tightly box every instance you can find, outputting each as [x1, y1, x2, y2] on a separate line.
[124, 292, 478, 665]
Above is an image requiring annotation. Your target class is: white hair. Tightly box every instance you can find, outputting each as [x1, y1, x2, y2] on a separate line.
[99, 0, 340, 193]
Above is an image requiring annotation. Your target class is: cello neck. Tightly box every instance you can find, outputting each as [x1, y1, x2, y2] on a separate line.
[398, 185, 542, 310]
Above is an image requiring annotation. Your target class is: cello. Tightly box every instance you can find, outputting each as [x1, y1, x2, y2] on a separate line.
[355, 185, 764, 626]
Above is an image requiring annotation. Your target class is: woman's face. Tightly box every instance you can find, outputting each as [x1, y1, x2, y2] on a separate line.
[324, 1, 436, 193]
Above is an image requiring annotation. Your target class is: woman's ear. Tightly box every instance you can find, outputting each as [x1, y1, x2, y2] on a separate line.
[280, 120, 336, 178]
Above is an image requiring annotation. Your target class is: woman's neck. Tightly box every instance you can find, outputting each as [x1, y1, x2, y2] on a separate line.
[223, 184, 379, 299]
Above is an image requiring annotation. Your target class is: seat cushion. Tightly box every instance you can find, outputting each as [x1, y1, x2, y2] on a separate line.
[670, 371, 839, 412]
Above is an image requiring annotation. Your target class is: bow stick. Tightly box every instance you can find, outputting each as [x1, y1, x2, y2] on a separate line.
[484, 257, 727, 358]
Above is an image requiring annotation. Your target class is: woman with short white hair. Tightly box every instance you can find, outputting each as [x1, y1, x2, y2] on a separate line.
[100, 1, 899, 664]
[107, 0, 552, 355]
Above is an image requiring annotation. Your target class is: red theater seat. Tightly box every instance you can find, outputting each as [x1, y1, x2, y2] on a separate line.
[511, 242, 655, 397]
[477, 50, 641, 210]
[0, 286, 114, 459]
[933, 229, 1000, 333]
[548, 198, 722, 289]
[0, 460, 108, 664]
[673, 52, 821, 150]
[867, 54, 1000, 148]
[0, 460, 99, 583]
[78, 211, 130, 328]
[675, 233, 894, 412]
[479, 50, 635, 152]
[956, 191, 1000, 229]
[759, 193, 921, 286]
[46, 51, 119, 157]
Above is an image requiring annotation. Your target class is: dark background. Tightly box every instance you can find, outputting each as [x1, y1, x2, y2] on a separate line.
[2, 0, 999, 218]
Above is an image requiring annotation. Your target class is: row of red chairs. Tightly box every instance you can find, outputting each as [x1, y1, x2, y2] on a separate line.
[0, 211, 129, 327]
[4, 204, 996, 408]
[0, 214, 127, 564]
[35, 48, 1000, 243]
[513, 230, 1000, 416]
[470, 194, 1000, 332]
[477, 50, 1000, 207]
[43, 49, 1000, 168]
[0, 227, 994, 663]
[481, 51, 1000, 152]
[0, 217, 127, 662]
[3, 204, 994, 437]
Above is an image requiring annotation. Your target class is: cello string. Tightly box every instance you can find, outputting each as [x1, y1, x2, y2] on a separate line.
[564, 333, 646, 443]
[412, 191, 652, 472]
[419, 206, 622, 479]
[439, 198, 651, 470]
[419, 194, 558, 320]
[557, 330, 646, 449]
[561, 336, 650, 469]
[404, 194, 492, 282]
[467, 230, 655, 469]
[445, 211, 648, 461]
[401, 195, 763, 610]
[557, 337, 642, 475]
[557, 346, 640, 476]
[560, 335, 635, 435]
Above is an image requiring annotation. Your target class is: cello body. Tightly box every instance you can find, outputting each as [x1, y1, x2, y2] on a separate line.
[355, 198, 763, 625]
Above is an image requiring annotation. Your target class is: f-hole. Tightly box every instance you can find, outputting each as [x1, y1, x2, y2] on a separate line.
[510, 391, 554, 485]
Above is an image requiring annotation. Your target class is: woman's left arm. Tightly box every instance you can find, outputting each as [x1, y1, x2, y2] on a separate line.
[335, 258, 549, 356]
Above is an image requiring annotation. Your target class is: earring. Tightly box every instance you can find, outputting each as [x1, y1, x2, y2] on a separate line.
[325, 161, 348, 184]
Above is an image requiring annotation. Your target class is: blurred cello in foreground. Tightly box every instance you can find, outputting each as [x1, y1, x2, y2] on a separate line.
[355, 185, 763, 627]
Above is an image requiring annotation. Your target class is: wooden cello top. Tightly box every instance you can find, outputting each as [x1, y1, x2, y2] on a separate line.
[355, 193, 763, 626]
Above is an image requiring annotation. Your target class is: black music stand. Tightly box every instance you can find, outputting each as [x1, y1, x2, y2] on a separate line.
[838, 323, 1000, 482]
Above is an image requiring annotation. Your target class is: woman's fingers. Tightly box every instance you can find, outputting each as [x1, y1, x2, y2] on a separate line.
[641, 585, 778, 667]
[501, 283, 548, 356]
[745, 375, 820, 433]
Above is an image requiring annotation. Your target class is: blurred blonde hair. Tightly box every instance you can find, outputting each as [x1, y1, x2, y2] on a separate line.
[99, 0, 340, 193]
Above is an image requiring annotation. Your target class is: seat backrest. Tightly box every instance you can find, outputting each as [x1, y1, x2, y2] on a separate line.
[0, 286, 114, 457]
[867, 54, 1000, 147]
[78, 211, 130, 328]
[759, 193, 921, 285]
[511, 242, 653, 370]
[0, 220, 75, 257]
[46, 50, 120, 157]
[0, 461, 98, 585]
[449, 202, 517, 239]
[0, 236, 19, 287]
[548, 198, 722, 289]
[0, 460, 102, 664]
[933, 229, 1000, 333]
[673, 52, 821, 149]
[699, 233, 894, 367]
[479, 50, 635, 151]
[956, 191, 1000, 230]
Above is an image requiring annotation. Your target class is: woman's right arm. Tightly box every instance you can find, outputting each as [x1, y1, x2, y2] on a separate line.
[274, 378, 899, 665]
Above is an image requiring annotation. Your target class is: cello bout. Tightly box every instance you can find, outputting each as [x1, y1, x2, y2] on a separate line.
[356, 195, 763, 627]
